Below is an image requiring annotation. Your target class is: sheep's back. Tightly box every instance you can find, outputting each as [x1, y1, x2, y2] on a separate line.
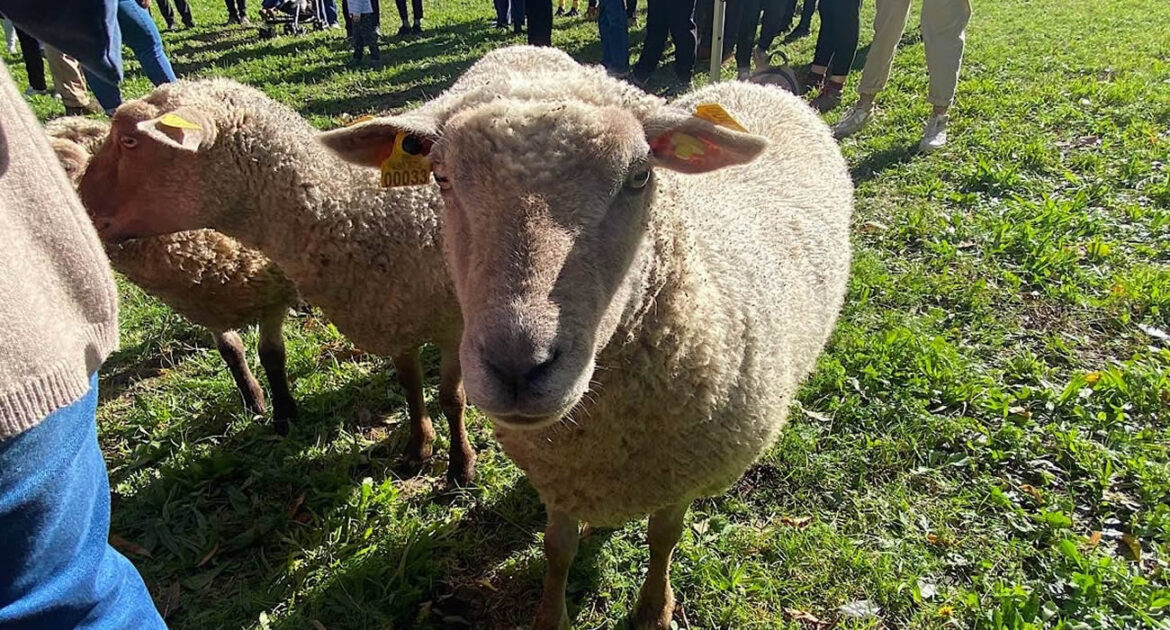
[109, 230, 298, 333]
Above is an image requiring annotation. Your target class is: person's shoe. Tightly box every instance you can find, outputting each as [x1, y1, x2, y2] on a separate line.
[919, 114, 948, 153]
[797, 68, 824, 95]
[567, 7, 579, 16]
[585, 5, 598, 20]
[556, 6, 565, 16]
[810, 80, 843, 112]
[752, 47, 770, 72]
[164, 22, 175, 31]
[396, 24, 411, 36]
[411, 22, 422, 33]
[240, 16, 251, 26]
[225, 17, 240, 25]
[64, 101, 102, 116]
[348, 56, 362, 67]
[736, 67, 750, 81]
[833, 105, 871, 139]
[663, 77, 691, 97]
[23, 86, 49, 97]
[494, 21, 508, 28]
[627, 14, 636, 25]
[183, 18, 196, 28]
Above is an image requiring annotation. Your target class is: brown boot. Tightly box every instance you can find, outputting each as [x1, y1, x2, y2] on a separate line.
[810, 79, 844, 112]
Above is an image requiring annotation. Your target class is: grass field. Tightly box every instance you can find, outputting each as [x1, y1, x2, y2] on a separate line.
[7, 0, 1170, 627]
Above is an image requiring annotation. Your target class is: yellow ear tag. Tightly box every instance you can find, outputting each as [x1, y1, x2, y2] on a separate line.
[380, 132, 433, 188]
[671, 132, 706, 160]
[694, 103, 748, 133]
[347, 114, 375, 127]
[158, 113, 202, 130]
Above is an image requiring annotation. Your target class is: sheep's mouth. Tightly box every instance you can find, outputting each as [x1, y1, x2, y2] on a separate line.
[489, 406, 574, 431]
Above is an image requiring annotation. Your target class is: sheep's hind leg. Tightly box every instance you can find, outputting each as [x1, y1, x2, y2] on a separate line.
[532, 510, 579, 630]
[258, 311, 297, 436]
[632, 501, 689, 630]
[392, 348, 436, 466]
[439, 348, 476, 486]
[215, 330, 267, 417]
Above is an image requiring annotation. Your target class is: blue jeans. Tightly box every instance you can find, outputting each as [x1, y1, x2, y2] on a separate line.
[323, 0, 339, 25]
[598, 0, 629, 72]
[0, 376, 165, 630]
[85, 0, 177, 111]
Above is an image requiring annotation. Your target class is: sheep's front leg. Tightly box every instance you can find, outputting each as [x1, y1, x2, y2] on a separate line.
[215, 330, 267, 417]
[439, 348, 476, 486]
[258, 310, 298, 435]
[532, 510, 579, 630]
[391, 348, 435, 465]
[633, 502, 689, 630]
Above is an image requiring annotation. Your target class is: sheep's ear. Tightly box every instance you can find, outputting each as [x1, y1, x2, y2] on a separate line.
[137, 107, 216, 152]
[49, 137, 91, 184]
[318, 114, 439, 168]
[644, 107, 768, 174]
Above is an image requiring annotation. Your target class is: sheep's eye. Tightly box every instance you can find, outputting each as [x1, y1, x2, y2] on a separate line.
[120, 135, 138, 149]
[625, 167, 651, 190]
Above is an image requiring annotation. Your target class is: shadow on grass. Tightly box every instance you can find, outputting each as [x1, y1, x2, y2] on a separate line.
[850, 143, 917, 183]
[98, 327, 214, 403]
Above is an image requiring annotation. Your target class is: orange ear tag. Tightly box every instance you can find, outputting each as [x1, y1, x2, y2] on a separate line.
[347, 114, 376, 126]
[693, 103, 748, 133]
[380, 132, 433, 188]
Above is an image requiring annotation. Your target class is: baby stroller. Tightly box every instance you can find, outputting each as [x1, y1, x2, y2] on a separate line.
[258, 0, 326, 38]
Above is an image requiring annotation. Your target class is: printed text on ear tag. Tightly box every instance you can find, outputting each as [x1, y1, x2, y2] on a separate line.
[159, 113, 202, 130]
[380, 132, 433, 188]
[694, 103, 748, 133]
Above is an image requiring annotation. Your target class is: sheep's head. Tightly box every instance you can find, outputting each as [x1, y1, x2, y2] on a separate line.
[321, 97, 767, 429]
[78, 98, 217, 242]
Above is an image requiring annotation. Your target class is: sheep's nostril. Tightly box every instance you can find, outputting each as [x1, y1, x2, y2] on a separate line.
[524, 346, 560, 385]
[482, 344, 561, 395]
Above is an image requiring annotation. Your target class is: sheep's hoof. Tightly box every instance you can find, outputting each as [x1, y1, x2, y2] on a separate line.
[446, 450, 478, 487]
[404, 425, 436, 465]
[632, 590, 674, 630]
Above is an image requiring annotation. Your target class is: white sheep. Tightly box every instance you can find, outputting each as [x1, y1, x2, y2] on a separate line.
[323, 47, 853, 629]
[46, 120, 300, 429]
[74, 82, 478, 485]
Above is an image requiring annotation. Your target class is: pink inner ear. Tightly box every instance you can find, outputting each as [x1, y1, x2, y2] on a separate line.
[650, 130, 735, 174]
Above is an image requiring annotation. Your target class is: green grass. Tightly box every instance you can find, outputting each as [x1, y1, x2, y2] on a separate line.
[8, 0, 1170, 627]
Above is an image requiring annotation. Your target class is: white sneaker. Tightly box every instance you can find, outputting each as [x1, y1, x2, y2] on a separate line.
[919, 114, 948, 153]
[833, 105, 871, 139]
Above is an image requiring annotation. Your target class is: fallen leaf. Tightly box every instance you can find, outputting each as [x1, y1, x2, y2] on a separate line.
[1083, 372, 1102, 386]
[917, 578, 938, 600]
[1120, 533, 1142, 562]
[110, 534, 153, 559]
[861, 220, 888, 233]
[475, 578, 497, 593]
[780, 516, 813, 529]
[1087, 531, 1102, 547]
[288, 491, 308, 520]
[784, 607, 827, 627]
[196, 542, 219, 568]
[1138, 323, 1169, 343]
[161, 581, 181, 619]
[839, 599, 881, 619]
[926, 533, 946, 546]
[1008, 406, 1032, 419]
[1020, 484, 1044, 502]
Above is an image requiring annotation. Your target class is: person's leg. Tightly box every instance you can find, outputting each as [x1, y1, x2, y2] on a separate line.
[794, 0, 817, 31]
[14, 29, 47, 93]
[367, 13, 381, 57]
[44, 47, 93, 111]
[633, 0, 670, 80]
[827, 0, 861, 81]
[667, 0, 697, 83]
[808, 0, 834, 76]
[175, 0, 195, 26]
[597, 0, 630, 73]
[322, 0, 339, 25]
[921, 0, 970, 112]
[156, 0, 176, 29]
[0, 376, 167, 630]
[511, 0, 526, 32]
[757, 0, 787, 52]
[495, 0, 510, 26]
[626, 0, 636, 18]
[237, 0, 250, 23]
[394, 0, 409, 29]
[116, 0, 177, 86]
[854, 0, 912, 108]
[527, 0, 552, 45]
[411, 0, 423, 27]
[83, 68, 122, 112]
[735, 0, 763, 73]
[2, 18, 17, 53]
[224, 0, 241, 21]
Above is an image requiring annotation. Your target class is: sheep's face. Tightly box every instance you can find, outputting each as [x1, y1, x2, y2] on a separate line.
[78, 100, 217, 242]
[319, 96, 768, 430]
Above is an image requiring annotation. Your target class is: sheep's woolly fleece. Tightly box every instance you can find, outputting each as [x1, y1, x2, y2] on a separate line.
[122, 80, 461, 355]
[45, 117, 297, 334]
[447, 62, 853, 526]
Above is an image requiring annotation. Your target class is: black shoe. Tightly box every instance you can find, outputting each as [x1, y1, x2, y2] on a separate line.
[555, 7, 565, 16]
[494, 21, 508, 28]
[396, 24, 410, 36]
[411, 22, 422, 33]
[183, 19, 195, 28]
[513, 25, 525, 34]
[349, 56, 362, 67]
[567, 7, 579, 16]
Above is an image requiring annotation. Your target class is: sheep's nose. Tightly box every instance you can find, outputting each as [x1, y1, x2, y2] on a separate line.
[482, 343, 561, 398]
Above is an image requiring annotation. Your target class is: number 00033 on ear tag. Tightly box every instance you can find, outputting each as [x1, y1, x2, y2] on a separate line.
[694, 103, 748, 133]
[380, 132, 432, 188]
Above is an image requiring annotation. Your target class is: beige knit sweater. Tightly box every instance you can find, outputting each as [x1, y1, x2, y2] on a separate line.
[0, 63, 119, 439]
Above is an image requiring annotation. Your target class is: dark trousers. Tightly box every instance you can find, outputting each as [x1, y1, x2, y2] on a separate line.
[511, 0, 525, 28]
[225, 0, 247, 20]
[812, 0, 860, 76]
[342, 0, 380, 35]
[695, 0, 738, 60]
[395, 0, 421, 24]
[634, 0, 696, 82]
[157, 0, 194, 27]
[780, 0, 816, 30]
[14, 28, 45, 92]
[626, 0, 636, 17]
[735, 0, 785, 67]
[527, 0, 553, 45]
[352, 12, 379, 59]
[494, 0, 510, 26]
